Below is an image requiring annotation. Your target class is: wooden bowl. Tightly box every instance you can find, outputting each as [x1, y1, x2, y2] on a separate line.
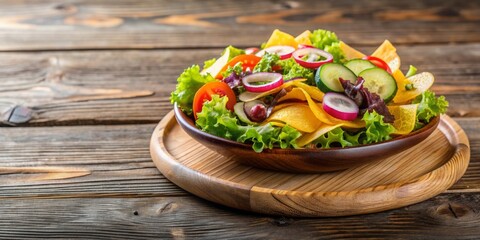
[174, 105, 440, 173]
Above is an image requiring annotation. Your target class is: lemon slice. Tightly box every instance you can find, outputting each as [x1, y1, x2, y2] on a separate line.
[393, 72, 435, 104]
[388, 104, 419, 135]
[339, 41, 365, 60]
[371, 40, 401, 73]
[264, 29, 298, 49]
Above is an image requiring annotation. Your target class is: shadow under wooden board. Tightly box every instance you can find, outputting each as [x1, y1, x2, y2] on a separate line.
[150, 111, 470, 217]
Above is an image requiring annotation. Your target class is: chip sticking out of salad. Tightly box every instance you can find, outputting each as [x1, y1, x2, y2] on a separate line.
[170, 29, 448, 153]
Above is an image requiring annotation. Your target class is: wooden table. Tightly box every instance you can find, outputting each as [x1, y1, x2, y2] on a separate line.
[1, 0, 479, 238]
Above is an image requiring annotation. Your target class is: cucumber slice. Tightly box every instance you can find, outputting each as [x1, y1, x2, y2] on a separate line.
[234, 102, 258, 125]
[315, 63, 357, 93]
[344, 59, 376, 76]
[358, 68, 397, 103]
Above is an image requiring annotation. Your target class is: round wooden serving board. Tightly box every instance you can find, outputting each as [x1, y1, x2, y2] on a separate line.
[150, 111, 470, 217]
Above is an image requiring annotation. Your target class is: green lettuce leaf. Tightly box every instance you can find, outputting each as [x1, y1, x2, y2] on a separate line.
[203, 58, 216, 69]
[253, 52, 280, 73]
[223, 45, 245, 61]
[196, 95, 301, 152]
[312, 127, 361, 148]
[324, 42, 346, 64]
[170, 65, 215, 115]
[310, 29, 346, 64]
[310, 29, 339, 49]
[222, 62, 243, 78]
[362, 110, 395, 144]
[278, 58, 315, 84]
[412, 90, 448, 130]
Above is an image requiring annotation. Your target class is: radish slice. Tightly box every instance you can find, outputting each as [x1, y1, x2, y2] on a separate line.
[256, 45, 296, 60]
[292, 48, 333, 69]
[242, 72, 283, 93]
[298, 44, 314, 49]
[322, 92, 359, 121]
[245, 47, 260, 55]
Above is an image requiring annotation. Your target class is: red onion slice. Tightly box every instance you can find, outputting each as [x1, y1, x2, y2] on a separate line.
[292, 48, 333, 69]
[322, 92, 359, 121]
[256, 45, 296, 60]
[242, 72, 284, 93]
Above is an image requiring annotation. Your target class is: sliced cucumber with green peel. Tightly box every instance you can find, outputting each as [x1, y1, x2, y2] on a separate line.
[315, 63, 357, 93]
[344, 59, 376, 76]
[358, 68, 397, 103]
[234, 102, 257, 125]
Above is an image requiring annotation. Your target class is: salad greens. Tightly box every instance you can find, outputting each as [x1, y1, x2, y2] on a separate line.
[278, 58, 315, 84]
[203, 58, 217, 69]
[253, 53, 280, 73]
[196, 95, 301, 152]
[170, 28, 449, 152]
[413, 90, 448, 130]
[223, 45, 245, 61]
[310, 29, 346, 64]
[170, 65, 215, 115]
[362, 110, 396, 144]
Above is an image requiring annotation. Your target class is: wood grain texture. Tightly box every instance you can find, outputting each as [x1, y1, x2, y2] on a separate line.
[151, 112, 470, 216]
[0, 118, 477, 199]
[0, 0, 478, 50]
[0, 43, 478, 126]
[0, 193, 478, 239]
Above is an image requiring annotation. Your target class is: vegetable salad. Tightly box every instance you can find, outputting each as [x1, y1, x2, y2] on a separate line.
[171, 29, 448, 152]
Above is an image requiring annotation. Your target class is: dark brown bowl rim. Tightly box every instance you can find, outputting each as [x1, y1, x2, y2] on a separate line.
[173, 103, 440, 154]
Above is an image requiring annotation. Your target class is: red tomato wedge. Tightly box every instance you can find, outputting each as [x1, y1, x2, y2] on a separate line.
[193, 81, 237, 119]
[363, 56, 392, 74]
[216, 54, 261, 79]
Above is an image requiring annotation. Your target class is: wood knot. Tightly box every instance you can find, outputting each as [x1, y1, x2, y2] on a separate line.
[54, 4, 77, 14]
[269, 216, 294, 226]
[434, 202, 475, 221]
[157, 202, 178, 214]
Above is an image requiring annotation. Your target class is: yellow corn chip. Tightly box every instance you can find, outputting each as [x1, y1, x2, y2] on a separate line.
[296, 124, 343, 147]
[295, 30, 313, 46]
[267, 104, 321, 133]
[388, 104, 419, 135]
[264, 29, 298, 49]
[393, 72, 434, 104]
[339, 41, 365, 60]
[371, 40, 401, 73]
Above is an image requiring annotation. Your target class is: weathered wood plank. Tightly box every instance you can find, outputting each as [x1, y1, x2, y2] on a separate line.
[0, 193, 478, 239]
[0, 43, 478, 126]
[0, 0, 478, 50]
[0, 118, 478, 198]
[0, 124, 186, 197]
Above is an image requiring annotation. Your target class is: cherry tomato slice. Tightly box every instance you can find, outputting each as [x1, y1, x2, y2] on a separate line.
[192, 81, 237, 119]
[216, 54, 261, 79]
[363, 56, 392, 74]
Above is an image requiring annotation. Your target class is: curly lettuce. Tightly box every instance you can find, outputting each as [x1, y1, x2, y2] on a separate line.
[253, 52, 280, 73]
[223, 45, 245, 61]
[203, 58, 216, 69]
[170, 65, 215, 115]
[312, 127, 361, 148]
[362, 110, 396, 144]
[412, 90, 448, 130]
[310, 29, 346, 64]
[196, 95, 301, 152]
[278, 58, 315, 84]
